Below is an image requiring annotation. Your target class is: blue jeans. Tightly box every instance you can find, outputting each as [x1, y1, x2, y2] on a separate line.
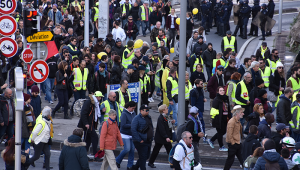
[197, 111, 205, 133]
[21, 138, 30, 154]
[134, 20, 141, 36]
[44, 78, 53, 102]
[116, 138, 135, 168]
[168, 99, 178, 126]
[41, 82, 46, 94]
[141, 21, 150, 36]
[122, 19, 128, 28]
[0, 121, 14, 141]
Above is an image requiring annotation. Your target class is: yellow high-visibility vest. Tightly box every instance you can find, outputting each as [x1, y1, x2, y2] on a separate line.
[223, 36, 236, 52]
[261, 46, 267, 59]
[122, 48, 135, 69]
[267, 59, 281, 73]
[167, 76, 178, 97]
[68, 44, 78, 59]
[185, 80, 192, 99]
[116, 88, 132, 111]
[73, 68, 89, 90]
[94, 7, 99, 22]
[122, 4, 132, 15]
[28, 115, 46, 143]
[193, 56, 204, 72]
[235, 81, 249, 105]
[140, 6, 149, 21]
[287, 77, 300, 92]
[156, 37, 168, 47]
[140, 74, 150, 92]
[290, 106, 300, 129]
[260, 67, 271, 87]
[102, 100, 122, 122]
[226, 81, 237, 103]
[210, 107, 219, 119]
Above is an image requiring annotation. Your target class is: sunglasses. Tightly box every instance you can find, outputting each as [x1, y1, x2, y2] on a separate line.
[113, 96, 116, 98]
[186, 136, 193, 139]
[275, 53, 279, 54]
[128, 19, 133, 20]
[278, 67, 283, 69]
[256, 103, 262, 106]
[218, 69, 224, 72]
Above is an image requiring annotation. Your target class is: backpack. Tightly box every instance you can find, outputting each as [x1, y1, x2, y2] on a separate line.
[168, 143, 187, 165]
[73, 99, 87, 117]
[176, 120, 192, 142]
[263, 157, 280, 170]
[98, 120, 109, 135]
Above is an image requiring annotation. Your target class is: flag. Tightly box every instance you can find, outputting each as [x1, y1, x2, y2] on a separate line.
[44, 41, 59, 61]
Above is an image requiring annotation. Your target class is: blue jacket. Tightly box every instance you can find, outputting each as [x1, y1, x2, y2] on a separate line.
[120, 109, 136, 136]
[254, 151, 288, 170]
[48, 9, 63, 24]
[221, 4, 230, 23]
[267, 0, 275, 18]
[94, 61, 108, 73]
[131, 113, 154, 143]
[190, 87, 205, 112]
[257, 119, 271, 139]
[30, 94, 41, 118]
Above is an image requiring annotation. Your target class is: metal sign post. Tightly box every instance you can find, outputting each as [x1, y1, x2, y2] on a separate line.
[14, 67, 24, 170]
[84, 0, 89, 47]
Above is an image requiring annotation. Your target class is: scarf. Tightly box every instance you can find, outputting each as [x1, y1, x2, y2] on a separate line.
[163, 114, 173, 129]
[92, 95, 100, 122]
[231, 79, 239, 84]
[109, 117, 116, 122]
[127, 21, 134, 38]
[188, 114, 200, 134]
[99, 70, 106, 78]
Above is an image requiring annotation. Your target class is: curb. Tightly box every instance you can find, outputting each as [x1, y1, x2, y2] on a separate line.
[237, 37, 257, 60]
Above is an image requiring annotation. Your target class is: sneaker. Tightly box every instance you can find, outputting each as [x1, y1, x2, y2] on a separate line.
[219, 146, 228, 152]
[148, 98, 151, 102]
[207, 139, 214, 148]
[150, 97, 154, 102]
[50, 101, 54, 104]
[203, 137, 208, 144]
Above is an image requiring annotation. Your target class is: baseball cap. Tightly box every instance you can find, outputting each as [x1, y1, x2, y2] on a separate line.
[138, 65, 146, 70]
[140, 104, 149, 110]
[217, 65, 224, 69]
[116, 38, 122, 43]
[132, 59, 140, 64]
[142, 56, 150, 63]
[189, 106, 198, 114]
[94, 91, 104, 97]
[276, 123, 289, 131]
[127, 64, 136, 70]
[226, 30, 232, 35]
[173, 56, 179, 61]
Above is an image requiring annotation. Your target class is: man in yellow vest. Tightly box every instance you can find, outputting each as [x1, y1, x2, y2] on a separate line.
[122, 40, 135, 69]
[235, 72, 253, 129]
[255, 42, 270, 59]
[189, 47, 204, 74]
[115, 79, 132, 111]
[100, 92, 122, 123]
[71, 0, 81, 11]
[139, 0, 150, 37]
[166, 67, 179, 126]
[286, 67, 300, 93]
[122, 0, 132, 27]
[290, 94, 300, 134]
[258, 58, 271, 89]
[155, 29, 168, 47]
[221, 30, 237, 53]
[67, 37, 81, 59]
[150, 21, 162, 43]
[266, 49, 281, 73]
[93, 3, 99, 22]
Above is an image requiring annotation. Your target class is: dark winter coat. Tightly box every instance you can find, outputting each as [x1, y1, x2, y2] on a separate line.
[59, 135, 89, 170]
[0, 95, 15, 125]
[271, 131, 285, 153]
[247, 112, 260, 127]
[190, 87, 205, 112]
[154, 114, 172, 144]
[120, 109, 136, 136]
[249, 86, 263, 108]
[46, 56, 59, 79]
[149, 11, 163, 26]
[276, 94, 292, 125]
[30, 94, 42, 119]
[202, 48, 216, 68]
[92, 70, 109, 94]
[77, 95, 96, 132]
[211, 93, 231, 129]
[110, 64, 123, 84]
[207, 73, 225, 99]
[242, 133, 261, 162]
[124, 22, 138, 40]
[255, 47, 270, 59]
[186, 118, 202, 142]
[257, 119, 271, 140]
[190, 71, 206, 86]
[269, 70, 285, 96]
[223, 66, 238, 84]
[192, 42, 208, 54]
[112, 44, 126, 58]
[254, 151, 288, 170]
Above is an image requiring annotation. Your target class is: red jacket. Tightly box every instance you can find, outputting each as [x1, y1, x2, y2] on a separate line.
[165, 14, 179, 30]
[100, 118, 123, 150]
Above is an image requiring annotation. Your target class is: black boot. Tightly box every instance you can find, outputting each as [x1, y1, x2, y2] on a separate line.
[64, 114, 71, 119]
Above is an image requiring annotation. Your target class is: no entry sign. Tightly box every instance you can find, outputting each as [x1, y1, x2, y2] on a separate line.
[0, 15, 17, 36]
[29, 60, 49, 83]
[22, 48, 33, 63]
[0, 0, 17, 14]
[0, 37, 17, 58]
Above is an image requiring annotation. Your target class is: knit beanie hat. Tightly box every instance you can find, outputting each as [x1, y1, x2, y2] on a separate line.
[31, 85, 40, 93]
[258, 89, 267, 98]
[264, 139, 276, 150]
[23, 93, 31, 102]
[255, 78, 264, 87]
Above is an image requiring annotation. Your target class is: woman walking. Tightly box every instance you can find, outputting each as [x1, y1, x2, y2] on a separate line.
[148, 104, 174, 168]
[51, 61, 71, 119]
[116, 101, 137, 169]
[207, 86, 231, 151]
[100, 110, 124, 170]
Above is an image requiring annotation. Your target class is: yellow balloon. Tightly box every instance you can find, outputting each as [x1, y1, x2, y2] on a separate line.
[97, 52, 107, 60]
[192, 8, 198, 15]
[134, 39, 143, 49]
[176, 18, 180, 25]
[170, 48, 174, 53]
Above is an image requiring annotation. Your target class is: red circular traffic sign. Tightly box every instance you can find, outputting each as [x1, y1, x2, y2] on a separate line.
[22, 48, 33, 63]
[0, 15, 17, 36]
[29, 60, 49, 83]
[0, 0, 17, 14]
[0, 37, 17, 58]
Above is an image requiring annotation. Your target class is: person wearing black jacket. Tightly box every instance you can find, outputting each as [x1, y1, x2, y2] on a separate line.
[130, 59, 140, 83]
[185, 106, 204, 164]
[46, 55, 59, 102]
[91, 63, 109, 99]
[241, 125, 261, 162]
[53, 27, 67, 50]
[271, 123, 288, 153]
[202, 43, 216, 80]
[77, 92, 103, 160]
[249, 78, 265, 111]
[207, 87, 231, 151]
[52, 61, 72, 119]
[266, 0, 275, 36]
[148, 104, 174, 168]
[112, 39, 126, 58]
[150, 6, 163, 29]
[269, 67, 285, 98]
[223, 59, 238, 84]
[276, 88, 293, 125]
[124, 16, 139, 43]
[130, 2, 141, 37]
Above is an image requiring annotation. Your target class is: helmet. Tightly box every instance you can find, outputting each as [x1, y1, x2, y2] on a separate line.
[254, 0, 260, 5]
[243, 0, 248, 4]
[280, 137, 296, 148]
[261, 3, 267, 8]
[194, 162, 203, 170]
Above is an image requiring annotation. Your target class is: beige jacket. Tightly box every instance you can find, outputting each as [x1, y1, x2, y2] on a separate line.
[226, 116, 243, 145]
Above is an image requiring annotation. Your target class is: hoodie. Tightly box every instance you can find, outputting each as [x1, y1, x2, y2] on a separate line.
[271, 131, 285, 153]
[257, 119, 271, 139]
[254, 151, 288, 170]
[186, 36, 200, 55]
[242, 133, 261, 162]
[276, 94, 292, 125]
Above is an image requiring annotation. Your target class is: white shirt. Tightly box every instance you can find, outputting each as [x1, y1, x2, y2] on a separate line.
[173, 139, 194, 170]
[170, 15, 175, 29]
[112, 27, 126, 42]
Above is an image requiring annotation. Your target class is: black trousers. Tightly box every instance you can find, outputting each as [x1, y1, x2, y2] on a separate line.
[211, 127, 226, 148]
[84, 128, 99, 155]
[149, 142, 172, 164]
[224, 143, 243, 170]
[29, 142, 51, 170]
[168, 28, 177, 47]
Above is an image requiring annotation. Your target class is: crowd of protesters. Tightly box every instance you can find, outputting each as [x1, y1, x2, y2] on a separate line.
[1, 0, 300, 169]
